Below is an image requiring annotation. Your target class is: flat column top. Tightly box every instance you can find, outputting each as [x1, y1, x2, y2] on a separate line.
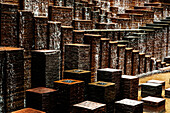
[73, 101, 106, 110]
[64, 69, 91, 74]
[61, 26, 73, 29]
[98, 68, 122, 72]
[34, 16, 48, 19]
[125, 48, 133, 51]
[117, 44, 126, 48]
[141, 83, 162, 87]
[88, 81, 115, 87]
[54, 79, 84, 85]
[145, 55, 151, 58]
[65, 44, 90, 46]
[73, 30, 85, 32]
[82, 29, 142, 32]
[0, 47, 24, 51]
[109, 41, 118, 44]
[133, 50, 139, 53]
[141, 96, 165, 103]
[0, 2, 18, 6]
[12, 108, 45, 113]
[51, 6, 73, 9]
[147, 80, 165, 84]
[96, 22, 117, 25]
[32, 50, 58, 53]
[115, 99, 143, 106]
[165, 88, 170, 91]
[48, 21, 61, 24]
[139, 53, 145, 56]
[101, 38, 110, 41]
[26, 87, 56, 94]
[84, 34, 101, 37]
[73, 20, 92, 22]
[122, 75, 138, 79]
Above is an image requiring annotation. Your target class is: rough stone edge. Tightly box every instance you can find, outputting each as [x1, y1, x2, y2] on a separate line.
[136, 67, 170, 78]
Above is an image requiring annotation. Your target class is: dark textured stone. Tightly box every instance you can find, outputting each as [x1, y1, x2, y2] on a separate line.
[31, 50, 61, 88]
[26, 87, 57, 113]
[54, 79, 85, 113]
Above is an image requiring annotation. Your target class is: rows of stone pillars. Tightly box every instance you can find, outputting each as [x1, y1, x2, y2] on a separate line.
[65, 22, 170, 82]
